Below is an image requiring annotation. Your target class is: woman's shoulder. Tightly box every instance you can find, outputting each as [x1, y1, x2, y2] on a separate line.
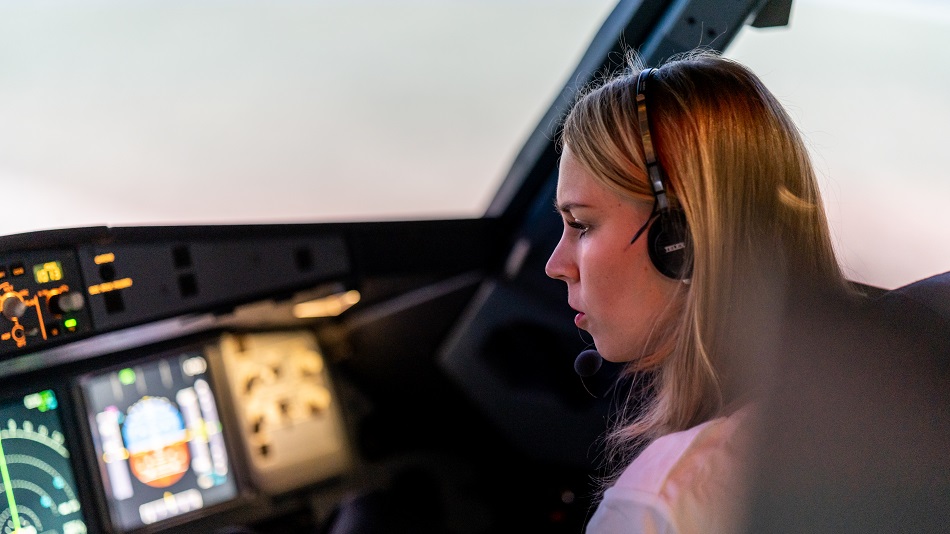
[587, 405, 757, 533]
[612, 406, 752, 504]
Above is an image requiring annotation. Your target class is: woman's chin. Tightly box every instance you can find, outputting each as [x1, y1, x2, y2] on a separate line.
[593, 342, 640, 364]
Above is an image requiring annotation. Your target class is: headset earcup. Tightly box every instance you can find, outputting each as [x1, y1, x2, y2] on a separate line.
[647, 209, 692, 280]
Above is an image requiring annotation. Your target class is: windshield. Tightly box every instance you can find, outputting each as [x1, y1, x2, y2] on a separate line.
[0, 0, 615, 233]
[2, 0, 948, 290]
[726, 0, 950, 289]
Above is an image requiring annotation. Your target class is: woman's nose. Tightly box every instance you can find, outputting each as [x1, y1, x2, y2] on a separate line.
[545, 238, 575, 282]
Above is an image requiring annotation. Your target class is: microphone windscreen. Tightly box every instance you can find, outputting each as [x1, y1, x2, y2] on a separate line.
[574, 349, 603, 377]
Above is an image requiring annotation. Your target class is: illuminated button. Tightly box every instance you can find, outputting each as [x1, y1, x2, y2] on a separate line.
[10, 263, 25, 276]
[1, 293, 26, 319]
[117, 368, 136, 385]
[94, 252, 115, 265]
[33, 260, 64, 284]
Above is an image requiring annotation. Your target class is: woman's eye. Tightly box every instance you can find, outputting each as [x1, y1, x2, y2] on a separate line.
[567, 220, 589, 236]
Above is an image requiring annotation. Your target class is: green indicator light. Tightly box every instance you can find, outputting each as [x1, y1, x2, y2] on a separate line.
[40, 390, 57, 412]
[118, 368, 136, 386]
[64, 318, 78, 329]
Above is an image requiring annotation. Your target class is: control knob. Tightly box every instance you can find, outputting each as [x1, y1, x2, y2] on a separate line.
[1, 293, 26, 320]
[48, 291, 85, 315]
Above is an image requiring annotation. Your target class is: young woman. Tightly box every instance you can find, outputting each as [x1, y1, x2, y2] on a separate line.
[545, 50, 852, 533]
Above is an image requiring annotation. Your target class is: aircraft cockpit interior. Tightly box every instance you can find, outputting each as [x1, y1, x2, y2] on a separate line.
[1, 1, 948, 532]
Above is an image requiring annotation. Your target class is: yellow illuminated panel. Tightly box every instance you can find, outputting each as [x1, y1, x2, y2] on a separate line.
[94, 253, 116, 265]
[33, 261, 64, 284]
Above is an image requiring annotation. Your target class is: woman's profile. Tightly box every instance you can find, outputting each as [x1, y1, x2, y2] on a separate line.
[545, 49, 853, 533]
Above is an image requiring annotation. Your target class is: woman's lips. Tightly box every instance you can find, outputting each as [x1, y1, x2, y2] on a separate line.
[574, 312, 586, 327]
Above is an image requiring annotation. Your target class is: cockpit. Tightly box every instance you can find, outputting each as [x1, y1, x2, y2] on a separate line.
[0, 1, 948, 533]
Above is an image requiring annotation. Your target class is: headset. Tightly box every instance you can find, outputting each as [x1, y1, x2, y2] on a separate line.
[631, 67, 692, 280]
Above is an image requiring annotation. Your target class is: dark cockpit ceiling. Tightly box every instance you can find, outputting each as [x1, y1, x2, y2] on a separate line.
[0, 1, 947, 533]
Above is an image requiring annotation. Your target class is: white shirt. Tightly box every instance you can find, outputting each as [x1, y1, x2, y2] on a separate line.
[586, 406, 754, 534]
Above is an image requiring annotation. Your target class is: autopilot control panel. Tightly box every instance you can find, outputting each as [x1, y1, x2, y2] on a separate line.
[0, 249, 91, 356]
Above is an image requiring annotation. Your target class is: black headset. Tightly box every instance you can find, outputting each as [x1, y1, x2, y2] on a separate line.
[631, 67, 692, 280]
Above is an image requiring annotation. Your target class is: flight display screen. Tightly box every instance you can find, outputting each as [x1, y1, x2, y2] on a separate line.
[0, 389, 88, 534]
[81, 350, 237, 532]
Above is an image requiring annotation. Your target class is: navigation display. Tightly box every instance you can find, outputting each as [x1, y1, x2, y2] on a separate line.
[0, 389, 88, 534]
[81, 350, 237, 531]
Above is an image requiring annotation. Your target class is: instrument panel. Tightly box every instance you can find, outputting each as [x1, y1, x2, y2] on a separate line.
[0, 228, 362, 532]
[0, 328, 352, 534]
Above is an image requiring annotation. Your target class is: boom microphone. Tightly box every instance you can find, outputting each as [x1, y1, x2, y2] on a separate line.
[574, 349, 603, 377]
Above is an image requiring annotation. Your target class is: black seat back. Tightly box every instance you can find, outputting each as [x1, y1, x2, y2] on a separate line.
[743, 271, 950, 534]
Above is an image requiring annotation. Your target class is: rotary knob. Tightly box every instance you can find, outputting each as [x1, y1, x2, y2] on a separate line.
[48, 291, 85, 315]
[1, 293, 27, 320]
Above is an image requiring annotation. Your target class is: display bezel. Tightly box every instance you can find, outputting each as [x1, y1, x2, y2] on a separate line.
[73, 337, 251, 534]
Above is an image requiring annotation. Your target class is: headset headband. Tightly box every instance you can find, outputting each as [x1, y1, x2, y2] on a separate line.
[635, 67, 669, 211]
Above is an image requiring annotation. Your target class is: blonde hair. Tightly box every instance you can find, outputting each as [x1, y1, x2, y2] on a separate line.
[561, 50, 850, 485]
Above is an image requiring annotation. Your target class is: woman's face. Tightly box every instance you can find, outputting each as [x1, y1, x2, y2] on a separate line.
[545, 145, 681, 362]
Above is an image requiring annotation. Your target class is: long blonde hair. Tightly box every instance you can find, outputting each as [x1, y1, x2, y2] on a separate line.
[561, 50, 850, 483]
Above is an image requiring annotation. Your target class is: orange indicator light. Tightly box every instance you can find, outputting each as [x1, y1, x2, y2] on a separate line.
[94, 253, 116, 265]
[88, 277, 133, 295]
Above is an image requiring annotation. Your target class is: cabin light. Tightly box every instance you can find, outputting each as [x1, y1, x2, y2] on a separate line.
[292, 290, 360, 318]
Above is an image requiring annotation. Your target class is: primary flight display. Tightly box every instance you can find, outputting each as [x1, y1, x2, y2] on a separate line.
[81, 349, 238, 532]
